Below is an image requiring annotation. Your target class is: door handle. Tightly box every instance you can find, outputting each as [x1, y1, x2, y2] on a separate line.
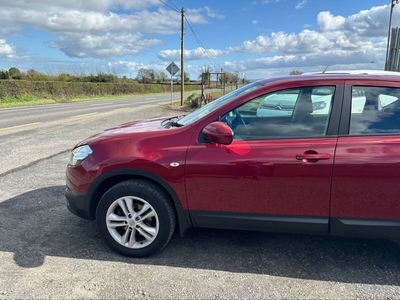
[296, 153, 330, 162]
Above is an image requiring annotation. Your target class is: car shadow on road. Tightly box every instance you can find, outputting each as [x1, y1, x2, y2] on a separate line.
[1, 185, 400, 285]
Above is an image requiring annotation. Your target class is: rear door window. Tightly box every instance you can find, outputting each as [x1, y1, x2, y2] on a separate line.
[349, 86, 400, 135]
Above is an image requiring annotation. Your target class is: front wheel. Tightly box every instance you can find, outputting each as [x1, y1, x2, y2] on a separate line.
[96, 180, 176, 257]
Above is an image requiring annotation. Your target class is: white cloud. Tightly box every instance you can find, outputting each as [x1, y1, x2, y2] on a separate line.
[50, 33, 163, 58]
[253, 20, 259, 24]
[345, 5, 391, 37]
[228, 30, 333, 54]
[114, 61, 142, 69]
[112, 0, 163, 10]
[0, 2, 208, 59]
[0, 8, 183, 35]
[296, 0, 307, 10]
[222, 49, 379, 77]
[227, 4, 397, 65]
[0, 39, 16, 58]
[158, 47, 226, 61]
[262, 0, 282, 4]
[205, 6, 225, 19]
[217, 4, 397, 78]
[317, 11, 346, 31]
[186, 8, 215, 24]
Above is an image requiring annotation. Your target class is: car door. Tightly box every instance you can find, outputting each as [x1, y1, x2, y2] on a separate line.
[331, 81, 400, 239]
[185, 84, 343, 235]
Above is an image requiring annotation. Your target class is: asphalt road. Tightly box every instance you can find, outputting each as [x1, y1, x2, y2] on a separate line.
[0, 93, 180, 129]
[1, 98, 400, 299]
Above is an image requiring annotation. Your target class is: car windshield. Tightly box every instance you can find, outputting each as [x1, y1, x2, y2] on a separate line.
[177, 81, 263, 126]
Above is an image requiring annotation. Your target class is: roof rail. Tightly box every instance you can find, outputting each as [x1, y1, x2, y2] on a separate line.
[302, 70, 400, 76]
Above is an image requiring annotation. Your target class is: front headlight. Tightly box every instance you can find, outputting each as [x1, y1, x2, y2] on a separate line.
[69, 145, 93, 166]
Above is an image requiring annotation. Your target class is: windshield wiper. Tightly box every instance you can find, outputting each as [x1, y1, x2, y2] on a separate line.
[170, 121, 183, 127]
[171, 115, 185, 127]
[162, 116, 184, 128]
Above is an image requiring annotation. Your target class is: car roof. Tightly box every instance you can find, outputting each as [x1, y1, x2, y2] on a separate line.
[302, 70, 400, 76]
[256, 70, 400, 86]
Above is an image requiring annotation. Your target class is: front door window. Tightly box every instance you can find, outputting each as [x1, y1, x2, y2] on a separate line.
[220, 86, 334, 140]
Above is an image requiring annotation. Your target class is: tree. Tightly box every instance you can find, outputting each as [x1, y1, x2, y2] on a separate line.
[229, 72, 239, 84]
[157, 71, 168, 82]
[289, 70, 304, 75]
[0, 70, 9, 79]
[177, 71, 190, 83]
[26, 69, 48, 81]
[9, 67, 21, 79]
[149, 69, 156, 81]
[199, 65, 211, 83]
[219, 72, 239, 84]
[95, 71, 116, 82]
[58, 73, 72, 82]
[135, 68, 152, 83]
[241, 76, 250, 85]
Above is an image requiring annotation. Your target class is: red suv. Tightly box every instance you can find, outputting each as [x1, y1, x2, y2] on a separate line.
[66, 72, 400, 257]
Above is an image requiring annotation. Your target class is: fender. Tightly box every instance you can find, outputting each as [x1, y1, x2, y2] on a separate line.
[85, 168, 193, 236]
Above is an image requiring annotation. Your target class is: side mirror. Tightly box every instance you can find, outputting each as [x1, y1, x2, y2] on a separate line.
[202, 121, 233, 145]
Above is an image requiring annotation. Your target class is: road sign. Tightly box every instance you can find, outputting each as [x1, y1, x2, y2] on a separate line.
[166, 62, 180, 76]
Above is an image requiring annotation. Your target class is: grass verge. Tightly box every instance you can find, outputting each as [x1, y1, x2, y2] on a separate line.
[0, 89, 223, 109]
[0, 93, 177, 108]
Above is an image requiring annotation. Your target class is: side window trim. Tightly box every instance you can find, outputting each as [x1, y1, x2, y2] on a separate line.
[326, 84, 345, 136]
[338, 84, 352, 135]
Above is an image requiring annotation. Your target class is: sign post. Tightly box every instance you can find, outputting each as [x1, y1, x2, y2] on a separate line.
[166, 62, 180, 104]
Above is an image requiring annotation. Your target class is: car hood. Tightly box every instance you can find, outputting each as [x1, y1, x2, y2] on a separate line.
[103, 117, 167, 134]
[76, 116, 180, 146]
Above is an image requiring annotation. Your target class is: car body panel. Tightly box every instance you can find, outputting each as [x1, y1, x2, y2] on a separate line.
[66, 119, 196, 210]
[185, 137, 336, 216]
[65, 73, 400, 248]
[332, 135, 400, 220]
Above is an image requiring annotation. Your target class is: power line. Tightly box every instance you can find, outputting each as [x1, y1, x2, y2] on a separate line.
[167, 0, 180, 11]
[185, 15, 221, 70]
[158, 1, 222, 71]
[158, 0, 179, 12]
[159, 0, 181, 36]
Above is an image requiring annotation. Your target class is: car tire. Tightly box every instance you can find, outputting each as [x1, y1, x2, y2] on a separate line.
[96, 179, 176, 257]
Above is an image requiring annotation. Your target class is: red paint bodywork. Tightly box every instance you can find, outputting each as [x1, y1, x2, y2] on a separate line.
[332, 136, 400, 220]
[66, 74, 400, 238]
[185, 137, 336, 216]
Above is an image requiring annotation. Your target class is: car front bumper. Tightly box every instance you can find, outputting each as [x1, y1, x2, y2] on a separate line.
[65, 186, 94, 220]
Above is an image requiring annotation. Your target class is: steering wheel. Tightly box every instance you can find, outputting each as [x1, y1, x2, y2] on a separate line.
[222, 109, 249, 135]
[235, 110, 250, 135]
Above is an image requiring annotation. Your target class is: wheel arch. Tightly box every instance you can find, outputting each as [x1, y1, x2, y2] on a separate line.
[85, 168, 192, 236]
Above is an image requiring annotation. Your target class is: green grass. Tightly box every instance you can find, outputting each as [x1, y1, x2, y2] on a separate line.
[0, 93, 177, 108]
[0, 88, 219, 109]
[208, 91, 224, 99]
[0, 96, 57, 108]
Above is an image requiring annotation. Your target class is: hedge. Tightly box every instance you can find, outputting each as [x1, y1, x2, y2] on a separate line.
[0, 81, 201, 100]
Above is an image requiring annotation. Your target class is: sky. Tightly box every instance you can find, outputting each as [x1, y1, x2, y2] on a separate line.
[0, 0, 399, 80]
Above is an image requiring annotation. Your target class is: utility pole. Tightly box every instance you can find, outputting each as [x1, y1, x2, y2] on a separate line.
[385, 0, 400, 70]
[181, 7, 185, 105]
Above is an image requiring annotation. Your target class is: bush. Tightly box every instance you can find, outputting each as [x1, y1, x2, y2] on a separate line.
[0, 81, 201, 101]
